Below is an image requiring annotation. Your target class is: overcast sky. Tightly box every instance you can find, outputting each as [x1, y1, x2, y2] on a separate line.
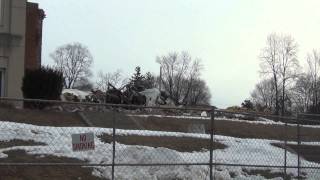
[30, 0, 320, 108]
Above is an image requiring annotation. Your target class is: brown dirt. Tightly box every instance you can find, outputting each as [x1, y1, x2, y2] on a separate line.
[98, 134, 226, 152]
[84, 111, 209, 132]
[206, 118, 320, 142]
[0, 140, 46, 149]
[0, 150, 104, 180]
[272, 143, 320, 164]
[135, 115, 208, 133]
[85, 111, 139, 130]
[0, 107, 86, 127]
[84, 112, 320, 141]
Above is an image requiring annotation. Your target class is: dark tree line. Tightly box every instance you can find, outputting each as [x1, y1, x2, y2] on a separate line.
[129, 66, 157, 91]
[22, 67, 64, 109]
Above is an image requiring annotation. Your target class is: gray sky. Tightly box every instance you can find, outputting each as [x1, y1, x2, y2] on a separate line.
[30, 0, 320, 108]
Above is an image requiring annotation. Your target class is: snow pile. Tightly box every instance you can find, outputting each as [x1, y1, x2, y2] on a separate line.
[61, 89, 91, 101]
[140, 88, 161, 106]
[0, 121, 320, 179]
[140, 88, 175, 107]
[201, 111, 208, 117]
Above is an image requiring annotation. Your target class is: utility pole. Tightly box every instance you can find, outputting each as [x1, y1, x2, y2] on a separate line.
[159, 66, 162, 91]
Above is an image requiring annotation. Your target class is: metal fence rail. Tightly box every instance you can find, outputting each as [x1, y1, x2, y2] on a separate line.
[0, 97, 320, 179]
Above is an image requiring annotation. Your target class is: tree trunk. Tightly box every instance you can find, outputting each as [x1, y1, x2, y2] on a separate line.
[282, 79, 285, 116]
[274, 74, 279, 115]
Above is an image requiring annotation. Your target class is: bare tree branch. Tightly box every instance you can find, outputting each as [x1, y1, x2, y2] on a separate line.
[50, 43, 93, 89]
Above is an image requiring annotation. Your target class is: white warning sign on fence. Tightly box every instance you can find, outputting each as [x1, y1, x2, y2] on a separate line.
[72, 132, 95, 151]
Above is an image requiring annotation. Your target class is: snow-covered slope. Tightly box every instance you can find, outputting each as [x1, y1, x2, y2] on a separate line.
[0, 121, 319, 179]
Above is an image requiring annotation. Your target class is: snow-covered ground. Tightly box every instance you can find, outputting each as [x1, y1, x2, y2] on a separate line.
[0, 121, 319, 179]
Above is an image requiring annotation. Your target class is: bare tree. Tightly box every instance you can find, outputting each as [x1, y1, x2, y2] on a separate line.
[278, 35, 299, 115]
[251, 78, 275, 111]
[307, 50, 320, 108]
[291, 73, 313, 112]
[260, 33, 280, 115]
[73, 77, 93, 91]
[156, 51, 207, 105]
[186, 79, 211, 105]
[96, 69, 127, 92]
[51, 42, 93, 89]
[260, 33, 299, 115]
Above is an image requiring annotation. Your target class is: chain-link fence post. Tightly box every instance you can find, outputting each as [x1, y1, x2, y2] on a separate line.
[284, 118, 288, 177]
[112, 109, 116, 180]
[297, 114, 301, 179]
[210, 107, 215, 180]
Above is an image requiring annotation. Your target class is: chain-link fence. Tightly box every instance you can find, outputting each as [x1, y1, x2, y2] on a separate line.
[0, 97, 320, 179]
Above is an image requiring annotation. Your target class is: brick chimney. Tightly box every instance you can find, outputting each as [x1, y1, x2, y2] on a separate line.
[25, 2, 45, 70]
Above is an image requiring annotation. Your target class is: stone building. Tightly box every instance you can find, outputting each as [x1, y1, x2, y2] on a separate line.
[0, 0, 45, 98]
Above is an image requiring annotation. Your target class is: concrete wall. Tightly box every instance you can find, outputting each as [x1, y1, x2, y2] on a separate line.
[0, 0, 10, 32]
[0, 0, 26, 99]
